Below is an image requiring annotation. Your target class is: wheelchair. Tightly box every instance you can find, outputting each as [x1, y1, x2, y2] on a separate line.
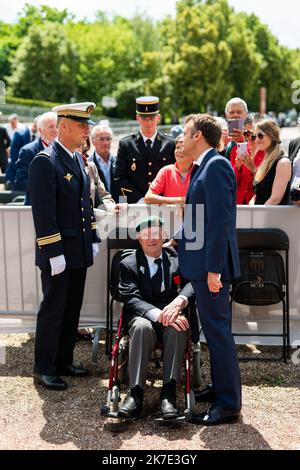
[101, 248, 202, 423]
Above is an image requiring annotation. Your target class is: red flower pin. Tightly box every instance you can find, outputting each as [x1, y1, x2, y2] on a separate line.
[173, 275, 181, 286]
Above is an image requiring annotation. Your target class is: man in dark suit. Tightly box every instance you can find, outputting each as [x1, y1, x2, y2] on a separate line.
[15, 112, 58, 205]
[288, 136, 300, 163]
[114, 96, 175, 203]
[0, 125, 10, 173]
[5, 118, 39, 189]
[29, 102, 100, 391]
[117, 216, 194, 420]
[178, 114, 241, 425]
[89, 124, 119, 202]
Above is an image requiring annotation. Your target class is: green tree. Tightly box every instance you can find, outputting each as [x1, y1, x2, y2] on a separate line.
[160, 0, 234, 117]
[16, 3, 74, 37]
[8, 22, 78, 102]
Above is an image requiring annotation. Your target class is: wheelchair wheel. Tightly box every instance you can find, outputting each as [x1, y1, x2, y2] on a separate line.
[111, 385, 121, 412]
[192, 342, 202, 389]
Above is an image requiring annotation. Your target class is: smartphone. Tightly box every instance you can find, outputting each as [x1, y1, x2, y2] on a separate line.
[228, 119, 244, 136]
[237, 142, 248, 156]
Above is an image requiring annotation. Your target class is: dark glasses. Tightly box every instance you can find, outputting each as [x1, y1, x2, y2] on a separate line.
[251, 132, 265, 141]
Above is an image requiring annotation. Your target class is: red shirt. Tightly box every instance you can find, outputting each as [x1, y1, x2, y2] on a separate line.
[230, 143, 265, 204]
[149, 163, 193, 197]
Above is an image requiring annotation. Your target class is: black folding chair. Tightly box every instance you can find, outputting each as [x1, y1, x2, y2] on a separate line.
[105, 228, 139, 355]
[230, 228, 290, 362]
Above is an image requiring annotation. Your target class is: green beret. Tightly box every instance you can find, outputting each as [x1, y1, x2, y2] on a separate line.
[135, 216, 165, 233]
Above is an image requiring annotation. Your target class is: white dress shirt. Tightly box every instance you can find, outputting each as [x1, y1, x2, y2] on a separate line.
[140, 130, 157, 147]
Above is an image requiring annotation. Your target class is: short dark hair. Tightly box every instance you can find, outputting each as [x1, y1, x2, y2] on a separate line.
[185, 114, 222, 148]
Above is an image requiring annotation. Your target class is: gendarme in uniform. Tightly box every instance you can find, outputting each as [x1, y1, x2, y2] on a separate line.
[29, 102, 100, 390]
[114, 96, 175, 203]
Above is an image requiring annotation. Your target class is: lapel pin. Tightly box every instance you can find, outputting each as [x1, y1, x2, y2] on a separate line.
[64, 173, 73, 182]
[140, 266, 145, 274]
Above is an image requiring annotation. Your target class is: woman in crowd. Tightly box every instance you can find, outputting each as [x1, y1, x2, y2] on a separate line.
[230, 116, 265, 204]
[144, 134, 194, 205]
[249, 119, 291, 205]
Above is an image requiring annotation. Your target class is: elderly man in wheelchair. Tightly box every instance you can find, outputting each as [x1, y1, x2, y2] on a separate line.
[116, 216, 195, 420]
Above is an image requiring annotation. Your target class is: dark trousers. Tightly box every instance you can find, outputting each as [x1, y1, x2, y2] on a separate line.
[0, 152, 8, 173]
[34, 268, 87, 375]
[192, 281, 242, 412]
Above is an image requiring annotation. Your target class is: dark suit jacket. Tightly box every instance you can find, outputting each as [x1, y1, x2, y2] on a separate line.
[288, 137, 300, 163]
[115, 131, 175, 203]
[88, 152, 119, 202]
[0, 126, 10, 163]
[5, 127, 31, 185]
[178, 149, 240, 281]
[29, 141, 100, 271]
[15, 137, 44, 205]
[118, 247, 194, 328]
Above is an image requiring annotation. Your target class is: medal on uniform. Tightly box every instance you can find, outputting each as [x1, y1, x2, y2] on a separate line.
[131, 159, 136, 171]
[64, 173, 73, 182]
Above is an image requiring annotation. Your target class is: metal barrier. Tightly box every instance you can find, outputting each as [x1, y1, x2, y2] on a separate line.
[0, 205, 300, 346]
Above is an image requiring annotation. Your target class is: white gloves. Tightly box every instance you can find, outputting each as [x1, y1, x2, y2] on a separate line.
[49, 254, 66, 276]
[92, 243, 99, 258]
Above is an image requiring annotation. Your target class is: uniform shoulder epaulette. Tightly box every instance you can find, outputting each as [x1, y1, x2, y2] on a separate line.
[121, 133, 136, 141]
[37, 149, 51, 158]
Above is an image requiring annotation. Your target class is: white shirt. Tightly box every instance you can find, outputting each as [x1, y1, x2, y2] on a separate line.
[56, 138, 74, 158]
[94, 151, 113, 191]
[5, 123, 25, 140]
[140, 130, 157, 147]
[195, 147, 214, 167]
[145, 254, 165, 291]
[144, 254, 188, 323]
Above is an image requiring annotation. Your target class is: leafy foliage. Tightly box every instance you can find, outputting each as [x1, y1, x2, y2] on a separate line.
[0, 0, 299, 118]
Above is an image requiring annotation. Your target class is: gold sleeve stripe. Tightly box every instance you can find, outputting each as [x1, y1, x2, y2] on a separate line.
[37, 235, 62, 247]
[91, 223, 97, 229]
[121, 187, 133, 197]
[37, 233, 61, 242]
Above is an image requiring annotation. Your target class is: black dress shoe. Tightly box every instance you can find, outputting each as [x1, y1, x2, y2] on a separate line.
[189, 404, 240, 426]
[160, 380, 179, 420]
[33, 373, 68, 391]
[160, 399, 180, 420]
[57, 364, 89, 377]
[194, 384, 216, 403]
[118, 396, 142, 419]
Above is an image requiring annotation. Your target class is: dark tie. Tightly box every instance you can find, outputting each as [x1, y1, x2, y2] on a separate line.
[146, 139, 152, 159]
[151, 258, 162, 297]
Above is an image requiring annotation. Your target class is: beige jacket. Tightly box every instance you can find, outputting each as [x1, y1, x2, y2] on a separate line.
[85, 161, 116, 212]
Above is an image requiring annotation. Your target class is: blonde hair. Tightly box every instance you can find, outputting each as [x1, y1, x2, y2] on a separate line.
[254, 119, 285, 183]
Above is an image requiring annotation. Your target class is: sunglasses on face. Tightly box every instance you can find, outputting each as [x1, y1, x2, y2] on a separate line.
[244, 130, 265, 141]
[251, 132, 265, 141]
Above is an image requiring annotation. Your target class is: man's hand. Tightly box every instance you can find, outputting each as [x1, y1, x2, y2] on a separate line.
[163, 238, 178, 248]
[114, 203, 128, 213]
[170, 315, 189, 332]
[50, 254, 66, 276]
[207, 272, 222, 293]
[231, 129, 245, 143]
[160, 297, 186, 326]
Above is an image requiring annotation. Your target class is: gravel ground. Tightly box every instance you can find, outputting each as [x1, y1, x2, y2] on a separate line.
[0, 333, 299, 451]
